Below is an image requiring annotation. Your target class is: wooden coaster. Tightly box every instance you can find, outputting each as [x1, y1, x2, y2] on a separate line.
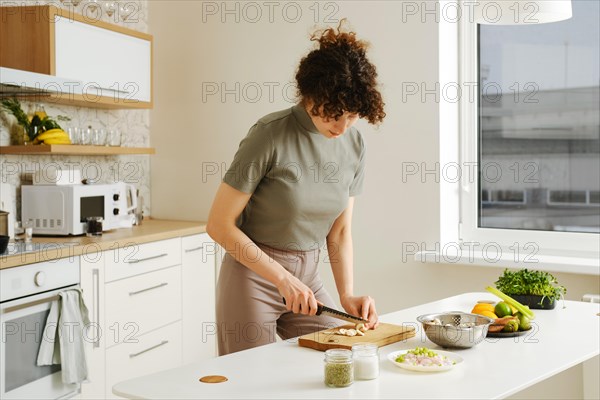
[199, 375, 228, 384]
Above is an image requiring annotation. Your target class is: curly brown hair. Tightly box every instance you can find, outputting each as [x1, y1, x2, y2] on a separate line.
[295, 20, 386, 125]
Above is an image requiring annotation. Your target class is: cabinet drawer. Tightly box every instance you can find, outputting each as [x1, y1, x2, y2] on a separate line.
[182, 233, 217, 256]
[105, 266, 181, 347]
[105, 238, 181, 282]
[106, 321, 182, 399]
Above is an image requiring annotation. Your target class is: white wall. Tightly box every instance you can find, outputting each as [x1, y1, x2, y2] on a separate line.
[149, 0, 598, 309]
[149, 2, 598, 395]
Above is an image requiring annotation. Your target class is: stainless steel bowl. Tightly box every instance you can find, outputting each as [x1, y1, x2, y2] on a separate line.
[417, 312, 494, 349]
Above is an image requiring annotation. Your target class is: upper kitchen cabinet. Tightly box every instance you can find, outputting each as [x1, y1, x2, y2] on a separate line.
[0, 6, 153, 109]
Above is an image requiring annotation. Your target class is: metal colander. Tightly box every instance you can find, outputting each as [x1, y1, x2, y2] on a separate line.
[417, 312, 494, 349]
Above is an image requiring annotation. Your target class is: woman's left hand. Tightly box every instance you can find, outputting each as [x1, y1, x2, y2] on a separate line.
[340, 294, 379, 329]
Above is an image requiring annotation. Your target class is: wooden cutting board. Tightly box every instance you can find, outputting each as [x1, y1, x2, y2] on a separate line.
[298, 323, 416, 351]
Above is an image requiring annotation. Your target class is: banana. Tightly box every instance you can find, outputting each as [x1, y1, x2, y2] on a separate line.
[36, 129, 68, 141]
[36, 128, 64, 138]
[43, 137, 72, 145]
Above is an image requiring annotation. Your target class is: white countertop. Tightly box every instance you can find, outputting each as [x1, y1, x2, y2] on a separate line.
[113, 293, 600, 399]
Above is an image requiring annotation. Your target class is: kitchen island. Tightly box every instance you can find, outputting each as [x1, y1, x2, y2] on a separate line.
[113, 292, 600, 399]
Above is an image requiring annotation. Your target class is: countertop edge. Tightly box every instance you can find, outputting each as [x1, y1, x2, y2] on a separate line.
[0, 219, 208, 269]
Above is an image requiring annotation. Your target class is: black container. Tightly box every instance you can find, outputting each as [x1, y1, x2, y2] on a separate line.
[0, 235, 9, 254]
[85, 217, 103, 237]
[511, 294, 556, 310]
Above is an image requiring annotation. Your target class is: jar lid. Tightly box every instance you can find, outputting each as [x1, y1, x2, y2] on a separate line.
[351, 342, 378, 349]
[324, 348, 352, 361]
[351, 342, 379, 354]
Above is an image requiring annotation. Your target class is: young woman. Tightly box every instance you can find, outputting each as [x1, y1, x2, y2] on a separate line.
[207, 22, 386, 355]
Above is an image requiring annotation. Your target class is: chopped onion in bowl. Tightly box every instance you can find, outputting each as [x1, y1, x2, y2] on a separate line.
[395, 347, 455, 368]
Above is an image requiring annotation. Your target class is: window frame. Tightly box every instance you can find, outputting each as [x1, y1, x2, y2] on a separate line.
[431, 1, 599, 274]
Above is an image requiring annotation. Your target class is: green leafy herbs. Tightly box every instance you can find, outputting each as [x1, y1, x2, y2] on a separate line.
[1, 98, 69, 141]
[495, 269, 566, 304]
[1, 98, 30, 131]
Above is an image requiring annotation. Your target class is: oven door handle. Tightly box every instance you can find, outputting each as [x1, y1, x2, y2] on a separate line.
[3, 294, 60, 314]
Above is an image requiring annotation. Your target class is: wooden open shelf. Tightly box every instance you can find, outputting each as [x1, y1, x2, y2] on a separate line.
[0, 145, 155, 156]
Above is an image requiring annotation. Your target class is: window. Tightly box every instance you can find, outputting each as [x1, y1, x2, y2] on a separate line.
[478, 0, 600, 234]
[434, 0, 599, 270]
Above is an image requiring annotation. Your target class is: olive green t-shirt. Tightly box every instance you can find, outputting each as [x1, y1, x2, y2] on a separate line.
[223, 104, 366, 251]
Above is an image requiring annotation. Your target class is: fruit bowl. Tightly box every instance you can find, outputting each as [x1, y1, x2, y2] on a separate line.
[417, 312, 494, 349]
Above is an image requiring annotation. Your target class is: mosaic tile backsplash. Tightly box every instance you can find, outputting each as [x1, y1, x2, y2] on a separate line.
[0, 0, 151, 222]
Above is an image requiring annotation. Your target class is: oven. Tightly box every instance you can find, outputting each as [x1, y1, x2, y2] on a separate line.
[1, 258, 80, 399]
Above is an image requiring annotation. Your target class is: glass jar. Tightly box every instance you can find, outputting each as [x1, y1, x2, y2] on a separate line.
[324, 349, 353, 388]
[352, 343, 380, 380]
[34, 104, 47, 120]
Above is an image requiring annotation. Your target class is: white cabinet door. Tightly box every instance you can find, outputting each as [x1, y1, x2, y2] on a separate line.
[79, 254, 106, 399]
[182, 234, 217, 363]
[106, 321, 182, 399]
[54, 18, 151, 103]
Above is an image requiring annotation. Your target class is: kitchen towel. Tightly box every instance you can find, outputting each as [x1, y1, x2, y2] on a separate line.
[37, 289, 90, 384]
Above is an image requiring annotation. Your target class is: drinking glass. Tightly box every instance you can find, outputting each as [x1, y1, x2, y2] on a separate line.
[80, 126, 93, 145]
[23, 219, 34, 243]
[85, 217, 103, 237]
[67, 127, 80, 144]
[14, 221, 25, 242]
[103, 1, 116, 17]
[87, 0, 100, 12]
[92, 128, 107, 146]
[107, 129, 122, 146]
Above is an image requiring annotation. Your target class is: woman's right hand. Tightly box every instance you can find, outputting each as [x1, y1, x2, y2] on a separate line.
[277, 274, 318, 316]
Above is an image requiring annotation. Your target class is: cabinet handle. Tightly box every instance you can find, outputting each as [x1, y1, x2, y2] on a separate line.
[92, 268, 100, 349]
[4, 295, 59, 313]
[126, 253, 167, 264]
[185, 246, 203, 253]
[129, 340, 169, 358]
[129, 282, 168, 296]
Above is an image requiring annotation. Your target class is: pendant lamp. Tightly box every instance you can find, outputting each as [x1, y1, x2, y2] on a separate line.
[474, 0, 572, 25]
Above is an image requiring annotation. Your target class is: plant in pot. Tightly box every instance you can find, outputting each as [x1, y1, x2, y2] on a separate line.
[494, 269, 567, 310]
[1, 98, 70, 144]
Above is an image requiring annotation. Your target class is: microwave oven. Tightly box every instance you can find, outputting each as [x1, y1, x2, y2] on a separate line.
[21, 183, 137, 236]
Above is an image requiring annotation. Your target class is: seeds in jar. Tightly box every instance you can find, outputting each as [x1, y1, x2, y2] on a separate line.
[324, 362, 353, 387]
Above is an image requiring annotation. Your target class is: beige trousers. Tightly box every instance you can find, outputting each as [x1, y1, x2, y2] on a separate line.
[216, 243, 342, 356]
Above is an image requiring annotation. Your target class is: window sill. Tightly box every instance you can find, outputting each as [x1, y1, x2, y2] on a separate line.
[415, 250, 600, 276]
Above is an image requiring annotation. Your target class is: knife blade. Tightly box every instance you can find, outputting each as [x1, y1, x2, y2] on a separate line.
[282, 297, 368, 324]
[316, 304, 369, 324]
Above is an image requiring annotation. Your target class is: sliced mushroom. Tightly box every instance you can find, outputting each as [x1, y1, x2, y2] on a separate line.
[355, 323, 365, 332]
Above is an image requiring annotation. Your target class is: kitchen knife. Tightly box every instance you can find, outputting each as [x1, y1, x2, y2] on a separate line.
[316, 304, 369, 324]
[282, 298, 368, 324]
